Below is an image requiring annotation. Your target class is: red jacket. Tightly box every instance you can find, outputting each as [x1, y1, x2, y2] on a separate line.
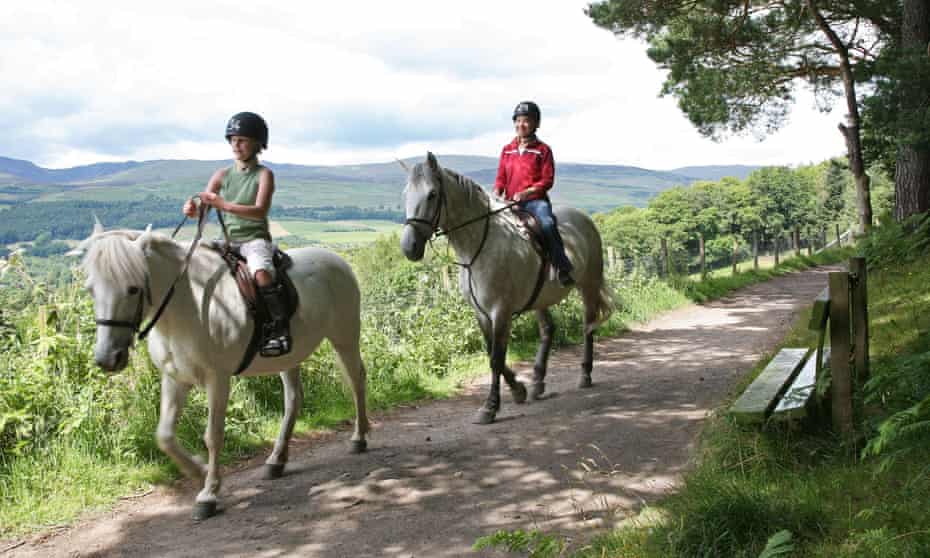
[494, 137, 555, 202]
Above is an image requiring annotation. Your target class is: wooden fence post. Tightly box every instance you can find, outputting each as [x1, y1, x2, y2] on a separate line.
[752, 231, 759, 271]
[794, 227, 801, 257]
[607, 246, 616, 271]
[440, 265, 452, 293]
[616, 247, 623, 276]
[731, 236, 739, 275]
[661, 237, 670, 276]
[699, 234, 706, 276]
[829, 271, 854, 437]
[836, 223, 842, 247]
[774, 235, 780, 266]
[850, 257, 870, 384]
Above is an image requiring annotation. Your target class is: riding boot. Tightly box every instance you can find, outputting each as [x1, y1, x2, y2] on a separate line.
[259, 283, 292, 357]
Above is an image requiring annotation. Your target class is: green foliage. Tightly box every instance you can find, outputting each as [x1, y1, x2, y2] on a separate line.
[856, 221, 930, 473]
[861, 41, 930, 178]
[758, 530, 795, 558]
[859, 212, 930, 268]
[473, 529, 565, 558]
[596, 163, 863, 277]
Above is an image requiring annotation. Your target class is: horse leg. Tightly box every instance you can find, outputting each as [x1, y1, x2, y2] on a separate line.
[476, 311, 493, 356]
[531, 309, 556, 400]
[155, 374, 203, 480]
[474, 313, 526, 424]
[263, 367, 303, 479]
[193, 375, 230, 520]
[579, 293, 599, 389]
[334, 341, 370, 454]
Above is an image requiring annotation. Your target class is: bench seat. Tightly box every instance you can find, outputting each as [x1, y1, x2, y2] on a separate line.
[772, 347, 831, 421]
[729, 348, 809, 424]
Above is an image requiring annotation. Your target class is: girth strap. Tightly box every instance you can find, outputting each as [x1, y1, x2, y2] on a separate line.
[514, 257, 548, 316]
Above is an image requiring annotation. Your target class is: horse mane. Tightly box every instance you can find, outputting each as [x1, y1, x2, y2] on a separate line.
[442, 167, 491, 207]
[82, 232, 150, 290]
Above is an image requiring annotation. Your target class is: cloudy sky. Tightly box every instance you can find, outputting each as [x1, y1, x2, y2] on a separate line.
[3, 1, 849, 170]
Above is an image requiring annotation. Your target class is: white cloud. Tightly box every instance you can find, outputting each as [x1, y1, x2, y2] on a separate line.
[3, 0, 848, 169]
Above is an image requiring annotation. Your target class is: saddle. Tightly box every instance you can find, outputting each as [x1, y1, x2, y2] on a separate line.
[213, 243, 300, 374]
[510, 207, 558, 282]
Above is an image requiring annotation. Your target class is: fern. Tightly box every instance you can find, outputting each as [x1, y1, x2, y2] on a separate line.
[758, 530, 794, 558]
[863, 396, 930, 471]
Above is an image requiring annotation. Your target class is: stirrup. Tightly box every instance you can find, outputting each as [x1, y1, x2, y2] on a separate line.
[260, 323, 292, 357]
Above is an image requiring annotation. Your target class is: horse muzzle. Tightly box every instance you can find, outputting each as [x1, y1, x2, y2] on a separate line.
[95, 347, 130, 372]
[400, 224, 427, 261]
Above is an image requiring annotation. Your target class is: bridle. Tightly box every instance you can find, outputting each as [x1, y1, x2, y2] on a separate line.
[402, 170, 517, 322]
[94, 199, 210, 342]
[403, 171, 516, 264]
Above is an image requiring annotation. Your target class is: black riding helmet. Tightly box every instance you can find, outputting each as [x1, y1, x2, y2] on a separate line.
[512, 101, 541, 123]
[225, 112, 269, 149]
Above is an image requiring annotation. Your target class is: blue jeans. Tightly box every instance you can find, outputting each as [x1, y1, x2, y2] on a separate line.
[519, 199, 573, 273]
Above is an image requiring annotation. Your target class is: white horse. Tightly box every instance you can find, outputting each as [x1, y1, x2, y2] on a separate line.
[76, 223, 369, 519]
[400, 153, 613, 424]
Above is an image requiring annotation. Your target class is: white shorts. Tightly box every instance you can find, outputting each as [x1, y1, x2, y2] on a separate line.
[239, 238, 275, 280]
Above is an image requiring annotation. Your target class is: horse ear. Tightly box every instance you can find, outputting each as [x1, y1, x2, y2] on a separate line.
[134, 224, 154, 253]
[93, 213, 105, 235]
[426, 152, 440, 175]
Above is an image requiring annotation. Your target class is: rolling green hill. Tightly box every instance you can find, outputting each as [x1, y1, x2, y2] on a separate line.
[0, 155, 759, 211]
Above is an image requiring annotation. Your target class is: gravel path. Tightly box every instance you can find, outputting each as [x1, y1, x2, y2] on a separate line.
[5, 266, 836, 558]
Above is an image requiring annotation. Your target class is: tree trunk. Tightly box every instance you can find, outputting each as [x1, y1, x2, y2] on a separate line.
[699, 233, 706, 276]
[808, 1, 873, 234]
[895, 0, 930, 221]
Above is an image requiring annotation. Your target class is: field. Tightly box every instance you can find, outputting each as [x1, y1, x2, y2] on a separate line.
[163, 219, 400, 246]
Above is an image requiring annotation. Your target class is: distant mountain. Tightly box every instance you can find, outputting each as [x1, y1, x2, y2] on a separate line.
[0, 155, 761, 211]
[0, 156, 145, 184]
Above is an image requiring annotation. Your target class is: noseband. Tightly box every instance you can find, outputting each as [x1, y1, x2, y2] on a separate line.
[404, 179, 447, 236]
[94, 281, 151, 333]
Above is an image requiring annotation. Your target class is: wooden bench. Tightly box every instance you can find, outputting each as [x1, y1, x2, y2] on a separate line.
[729, 287, 831, 424]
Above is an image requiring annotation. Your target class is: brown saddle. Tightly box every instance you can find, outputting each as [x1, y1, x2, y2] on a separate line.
[221, 248, 299, 319]
[215, 244, 300, 374]
[510, 206, 548, 260]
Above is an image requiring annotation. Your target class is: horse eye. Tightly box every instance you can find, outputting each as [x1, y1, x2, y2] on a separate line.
[128, 286, 140, 295]
[427, 191, 437, 200]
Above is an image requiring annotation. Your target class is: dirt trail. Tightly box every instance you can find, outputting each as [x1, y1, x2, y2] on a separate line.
[5, 266, 837, 558]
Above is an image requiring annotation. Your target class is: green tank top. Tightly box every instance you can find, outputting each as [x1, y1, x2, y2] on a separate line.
[220, 164, 271, 242]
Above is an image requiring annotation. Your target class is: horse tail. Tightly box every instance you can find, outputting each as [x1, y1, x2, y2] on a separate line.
[584, 231, 615, 333]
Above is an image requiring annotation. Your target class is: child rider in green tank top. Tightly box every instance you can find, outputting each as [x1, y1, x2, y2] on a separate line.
[182, 111, 291, 357]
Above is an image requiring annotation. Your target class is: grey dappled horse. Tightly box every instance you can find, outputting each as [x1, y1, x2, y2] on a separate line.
[76, 223, 369, 519]
[400, 153, 613, 424]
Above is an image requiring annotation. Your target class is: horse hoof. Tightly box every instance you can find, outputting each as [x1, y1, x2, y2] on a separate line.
[578, 375, 593, 389]
[511, 382, 527, 404]
[473, 408, 496, 425]
[350, 440, 368, 454]
[192, 501, 217, 521]
[262, 463, 285, 480]
[531, 382, 546, 400]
